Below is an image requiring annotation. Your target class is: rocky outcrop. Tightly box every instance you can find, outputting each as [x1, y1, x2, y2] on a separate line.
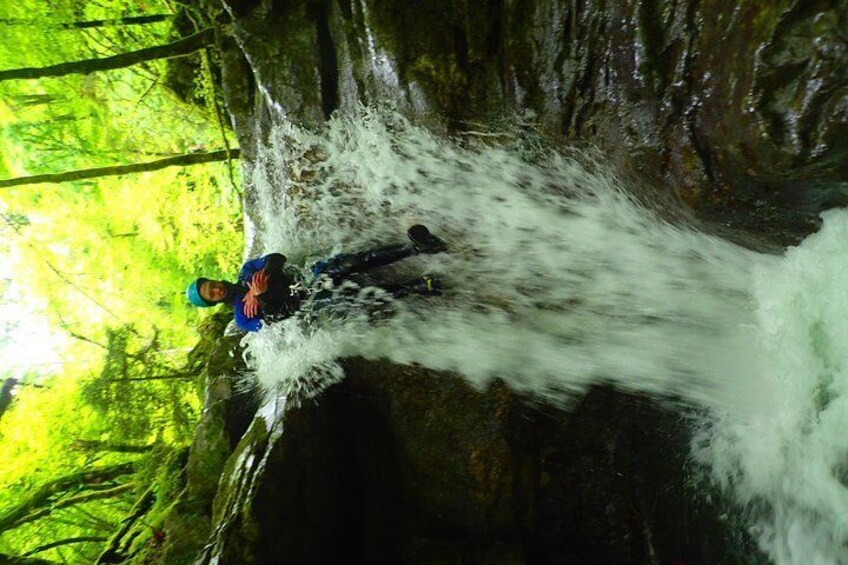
[160, 0, 847, 563]
[192, 360, 756, 564]
[216, 0, 846, 245]
[144, 312, 259, 565]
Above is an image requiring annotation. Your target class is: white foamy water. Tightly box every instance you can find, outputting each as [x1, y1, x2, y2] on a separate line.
[694, 211, 848, 564]
[240, 108, 848, 564]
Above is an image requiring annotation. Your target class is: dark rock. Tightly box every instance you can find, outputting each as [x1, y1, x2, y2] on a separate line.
[150, 312, 259, 564]
[193, 360, 757, 564]
[214, 0, 846, 246]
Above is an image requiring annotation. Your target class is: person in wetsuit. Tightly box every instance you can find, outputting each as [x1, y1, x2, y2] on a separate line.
[185, 225, 446, 333]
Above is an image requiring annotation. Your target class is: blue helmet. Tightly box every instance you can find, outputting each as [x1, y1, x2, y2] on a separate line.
[186, 278, 214, 307]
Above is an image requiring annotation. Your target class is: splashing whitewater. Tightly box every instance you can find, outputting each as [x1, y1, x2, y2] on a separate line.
[239, 108, 848, 564]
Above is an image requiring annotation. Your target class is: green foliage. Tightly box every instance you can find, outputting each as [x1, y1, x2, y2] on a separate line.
[0, 0, 244, 560]
[0, 0, 197, 174]
[0, 379, 134, 559]
[80, 325, 198, 443]
[0, 378, 104, 489]
[0, 0, 242, 345]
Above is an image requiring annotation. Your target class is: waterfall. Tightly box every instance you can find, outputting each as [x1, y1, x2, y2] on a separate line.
[239, 107, 848, 564]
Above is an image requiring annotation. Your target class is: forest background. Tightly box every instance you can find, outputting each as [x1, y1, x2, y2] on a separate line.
[0, 0, 243, 562]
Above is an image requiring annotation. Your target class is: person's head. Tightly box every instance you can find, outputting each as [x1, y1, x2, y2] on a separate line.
[186, 278, 234, 307]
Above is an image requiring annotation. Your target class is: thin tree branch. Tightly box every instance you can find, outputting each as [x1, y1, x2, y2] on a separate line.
[0, 463, 134, 533]
[0, 149, 240, 188]
[0, 553, 59, 565]
[116, 374, 195, 382]
[12, 485, 135, 530]
[96, 487, 156, 565]
[0, 28, 213, 82]
[23, 537, 108, 557]
[72, 440, 155, 454]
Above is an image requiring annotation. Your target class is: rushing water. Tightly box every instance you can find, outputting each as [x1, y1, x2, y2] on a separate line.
[239, 107, 848, 564]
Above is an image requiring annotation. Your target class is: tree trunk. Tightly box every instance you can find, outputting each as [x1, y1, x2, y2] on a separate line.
[24, 537, 108, 557]
[0, 463, 134, 533]
[0, 14, 172, 30]
[11, 485, 135, 530]
[0, 378, 18, 421]
[96, 487, 156, 565]
[72, 440, 155, 454]
[0, 149, 240, 188]
[0, 28, 213, 82]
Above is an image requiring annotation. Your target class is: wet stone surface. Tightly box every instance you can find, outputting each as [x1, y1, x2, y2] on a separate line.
[194, 361, 759, 564]
[218, 0, 847, 245]
[168, 0, 848, 563]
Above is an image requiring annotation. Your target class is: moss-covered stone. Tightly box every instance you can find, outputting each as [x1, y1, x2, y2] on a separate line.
[130, 311, 257, 565]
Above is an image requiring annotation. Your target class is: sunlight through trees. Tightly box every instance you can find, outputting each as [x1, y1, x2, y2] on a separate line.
[0, 0, 242, 561]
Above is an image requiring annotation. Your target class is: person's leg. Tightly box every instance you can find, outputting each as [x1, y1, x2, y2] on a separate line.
[311, 243, 415, 280]
[310, 225, 447, 281]
[379, 275, 441, 298]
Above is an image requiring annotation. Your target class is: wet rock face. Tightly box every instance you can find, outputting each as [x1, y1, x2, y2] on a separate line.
[198, 361, 755, 565]
[685, 2, 848, 231]
[180, 0, 846, 563]
[746, 1, 848, 176]
[221, 0, 846, 244]
[505, 0, 847, 241]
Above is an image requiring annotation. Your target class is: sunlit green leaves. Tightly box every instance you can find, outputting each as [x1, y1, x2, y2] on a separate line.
[0, 0, 242, 560]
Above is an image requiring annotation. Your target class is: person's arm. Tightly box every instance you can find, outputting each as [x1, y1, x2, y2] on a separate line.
[234, 298, 262, 332]
[255, 253, 297, 319]
[261, 253, 286, 274]
[242, 253, 289, 319]
[238, 256, 265, 284]
[239, 253, 286, 283]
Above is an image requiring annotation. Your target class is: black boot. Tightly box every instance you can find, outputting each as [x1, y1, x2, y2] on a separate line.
[407, 225, 447, 254]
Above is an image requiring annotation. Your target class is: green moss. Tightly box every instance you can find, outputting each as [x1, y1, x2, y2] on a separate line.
[211, 414, 269, 523]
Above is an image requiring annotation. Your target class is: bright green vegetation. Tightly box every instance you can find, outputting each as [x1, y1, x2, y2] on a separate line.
[0, 0, 242, 561]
